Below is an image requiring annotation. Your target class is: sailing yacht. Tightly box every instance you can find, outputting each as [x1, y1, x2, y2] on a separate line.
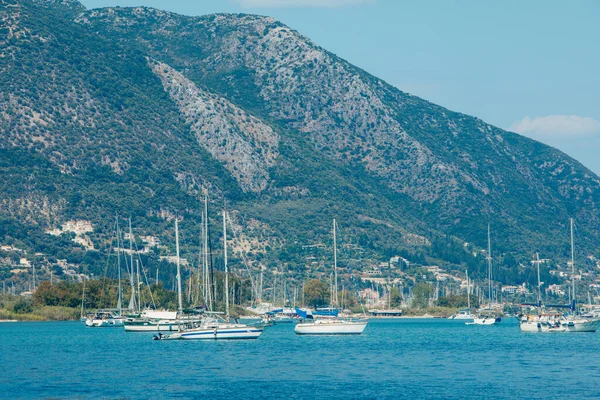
[124, 218, 202, 332]
[86, 217, 125, 327]
[520, 219, 600, 333]
[85, 310, 125, 327]
[294, 219, 368, 335]
[156, 210, 265, 340]
[469, 225, 501, 326]
[449, 270, 474, 321]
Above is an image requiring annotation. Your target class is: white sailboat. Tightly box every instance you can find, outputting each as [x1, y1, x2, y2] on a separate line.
[86, 217, 125, 327]
[468, 224, 501, 326]
[294, 316, 368, 335]
[449, 270, 474, 320]
[295, 219, 368, 335]
[124, 218, 201, 332]
[156, 210, 264, 340]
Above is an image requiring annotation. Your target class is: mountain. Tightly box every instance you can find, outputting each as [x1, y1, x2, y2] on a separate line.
[1, 0, 599, 283]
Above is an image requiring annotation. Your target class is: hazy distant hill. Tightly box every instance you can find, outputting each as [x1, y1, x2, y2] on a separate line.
[2, 0, 599, 279]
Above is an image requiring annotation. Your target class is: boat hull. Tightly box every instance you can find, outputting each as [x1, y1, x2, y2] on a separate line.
[295, 320, 367, 335]
[452, 314, 474, 321]
[520, 318, 600, 332]
[124, 319, 201, 332]
[85, 318, 124, 327]
[467, 316, 501, 326]
[563, 318, 600, 332]
[161, 324, 264, 340]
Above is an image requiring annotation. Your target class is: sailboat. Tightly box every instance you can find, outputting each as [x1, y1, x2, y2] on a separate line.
[449, 270, 474, 320]
[156, 210, 265, 340]
[124, 218, 202, 332]
[86, 217, 125, 327]
[467, 224, 501, 326]
[295, 219, 368, 335]
[560, 219, 600, 331]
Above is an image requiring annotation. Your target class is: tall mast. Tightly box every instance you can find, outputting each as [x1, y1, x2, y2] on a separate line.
[207, 205, 216, 310]
[116, 217, 122, 314]
[204, 195, 212, 310]
[223, 209, 230, 321]
[536, 253, 541, 306]
[136, 259, 141, 310]
[570, 217, 576, 309]
[175, 218, 183, 313]
[259, 271, 263, 303]
[487, 223, 492, 305]
[466, 269, 470, 310]
[128, 217, 137, 313]
[80, 276, 86, 319]
[333, 219, 339, 307]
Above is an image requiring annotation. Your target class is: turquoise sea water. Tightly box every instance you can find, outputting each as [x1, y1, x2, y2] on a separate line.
[2, 318, 600, 399]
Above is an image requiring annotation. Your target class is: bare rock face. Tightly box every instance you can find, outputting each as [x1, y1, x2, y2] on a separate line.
[149, 59, 278, 193]
[200, 18, 477, 203]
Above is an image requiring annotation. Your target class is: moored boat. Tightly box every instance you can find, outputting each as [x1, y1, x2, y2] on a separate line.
[294, 317, 367, 335]
[519, 313, 600, 333]
[294, 219, 368, 335]
[450, 309, 474, 320]
[467, 315, 501, 326]
[156, 315, 265, 340]
[85, 310, 124, 327]
[124, 310, 203, 332]
[469, 225, 501, 326]
[519, 220, 600, 333]
[154, 210, 264, 341]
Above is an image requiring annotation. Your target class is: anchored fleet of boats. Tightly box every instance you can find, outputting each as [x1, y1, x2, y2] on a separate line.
[81, 213, 600, 338]
[518, 219, 600, 333]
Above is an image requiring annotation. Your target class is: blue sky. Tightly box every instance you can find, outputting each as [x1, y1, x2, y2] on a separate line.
[80, 0, 600, 174]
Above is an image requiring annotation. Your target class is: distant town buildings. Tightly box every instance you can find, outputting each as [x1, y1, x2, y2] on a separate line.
[46, 220, 95, 250]
[546, 284, 565, 296]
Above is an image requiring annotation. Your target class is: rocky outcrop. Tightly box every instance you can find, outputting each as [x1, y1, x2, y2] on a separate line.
[149, 59, 278, 193]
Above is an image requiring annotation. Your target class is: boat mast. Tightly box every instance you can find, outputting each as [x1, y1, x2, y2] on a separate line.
[128, 217, 137, 313]
[535, 253, 542, 307]
[570, 217, 576, 310]
[259, 271, 263, 303]
[223, 209, 230, 321]
[116, 217, 122, 314]
[487, 223, 492, 306]
[203, 195, 212, 311]
[136, 259, 141, 311]
[466, 269, 470, 310]
[80, 276, 86, 319]
[175, 218, 183, 313]
[333, 219, 339, 307]
[207, 205, 216, 310]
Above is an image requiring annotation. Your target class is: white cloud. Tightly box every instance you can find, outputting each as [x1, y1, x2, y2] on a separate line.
[234, 0, 374, 8]
[510, 115, 600, 138]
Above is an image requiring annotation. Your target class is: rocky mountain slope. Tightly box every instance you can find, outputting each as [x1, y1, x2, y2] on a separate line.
[1, 0, 599, 278]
